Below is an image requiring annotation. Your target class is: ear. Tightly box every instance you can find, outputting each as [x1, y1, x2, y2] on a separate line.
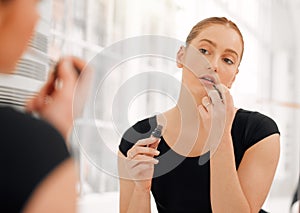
[227, 69, 239, 89]
[176, 46, 185, 68]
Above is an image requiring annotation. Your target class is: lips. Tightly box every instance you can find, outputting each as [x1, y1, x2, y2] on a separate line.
[199, 75, 216, 85]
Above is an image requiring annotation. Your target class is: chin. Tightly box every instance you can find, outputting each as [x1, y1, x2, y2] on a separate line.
[196, 85, 208, 96]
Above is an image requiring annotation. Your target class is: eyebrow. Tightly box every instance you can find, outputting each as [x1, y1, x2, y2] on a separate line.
[198, 39, 239, 59]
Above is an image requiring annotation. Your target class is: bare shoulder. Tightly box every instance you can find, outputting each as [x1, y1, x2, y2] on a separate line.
[23, 159, 77, 213]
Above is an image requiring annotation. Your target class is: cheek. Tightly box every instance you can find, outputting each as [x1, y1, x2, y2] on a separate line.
[218, 66, 237, 86]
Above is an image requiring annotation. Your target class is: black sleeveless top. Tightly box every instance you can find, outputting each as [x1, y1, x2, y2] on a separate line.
[119, 109, 280, 213]
[0, 106, 70, 212]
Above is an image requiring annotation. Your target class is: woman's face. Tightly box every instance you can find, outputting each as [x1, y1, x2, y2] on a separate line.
[0, 0, 40, 73]
[179, 24, 243, 103]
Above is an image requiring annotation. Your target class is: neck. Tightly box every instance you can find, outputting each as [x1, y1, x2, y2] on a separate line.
[163, 85, 204, 139]
[160, 93, 208, 157]
[176, 83, 203, 126]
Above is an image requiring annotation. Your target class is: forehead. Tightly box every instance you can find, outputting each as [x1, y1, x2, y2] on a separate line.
[191, 24, 243, 56]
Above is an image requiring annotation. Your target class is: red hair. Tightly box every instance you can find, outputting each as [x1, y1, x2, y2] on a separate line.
[186, 17, 244, 61]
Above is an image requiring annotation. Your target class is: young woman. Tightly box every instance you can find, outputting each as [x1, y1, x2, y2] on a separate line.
[118, 17, 280, 213]
[0, 0, 86, 212]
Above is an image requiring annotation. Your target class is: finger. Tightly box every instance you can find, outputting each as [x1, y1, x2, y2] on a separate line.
[47, 59, 79, 102]
[127, 146, 160, 159]
[208, 89, 223, 105]
[70, 56, 87, 73]
[135, 137, 159, 147]
[198, 105, 208, 120]
[25, 76, 55, 112]
[148, 139, 161, 149]
[133, 154, 159, 165]
[201, 96, 212, 111]
[55, 56, 86, 78]
[127, 155, 159, 169]
[25, 97, 35, 113]
[55, 59, 78, 82]
[219, 84, 233, 106]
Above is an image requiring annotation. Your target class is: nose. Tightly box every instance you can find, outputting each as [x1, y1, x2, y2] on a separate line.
[209, 57, 218, 73]
[209, 63, 218, 73]
[212, 67, 218, 73]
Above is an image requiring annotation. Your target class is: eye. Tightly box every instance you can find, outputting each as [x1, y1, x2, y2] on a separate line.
[224, 58, 234, 65]
[199, 48, 209, 55]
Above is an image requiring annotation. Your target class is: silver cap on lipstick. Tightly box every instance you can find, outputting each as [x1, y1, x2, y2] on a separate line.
[151, 125, 163, 138]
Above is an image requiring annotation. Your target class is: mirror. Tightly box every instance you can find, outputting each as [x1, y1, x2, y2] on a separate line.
[50, 0, 300, 212]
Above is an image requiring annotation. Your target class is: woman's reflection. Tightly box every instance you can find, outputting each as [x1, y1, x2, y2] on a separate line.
[118, 17, 280, 213]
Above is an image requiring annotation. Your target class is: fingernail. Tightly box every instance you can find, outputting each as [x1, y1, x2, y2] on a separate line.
[155, 150, 160, 155]
[150, 137, 157, 141]
[202, 97, 210, 106]
[62, 59, 73, 70]
[54, 79, 63, 90]
[154, 159, 159, 164]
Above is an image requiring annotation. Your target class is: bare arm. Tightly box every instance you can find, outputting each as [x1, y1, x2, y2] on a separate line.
[210, 132, 250, 213]
[237, 134, 280, 212]
[118, 151, 151, 213]
[118, 138, 160, 213]
[210, 133, 279, 213]
[22, 159, 77, 213]
[202, 86, 280, 213]
[208, 88, 280, 213]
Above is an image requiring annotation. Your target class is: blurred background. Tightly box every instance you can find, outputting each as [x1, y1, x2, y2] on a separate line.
[0, 0, 299, 212]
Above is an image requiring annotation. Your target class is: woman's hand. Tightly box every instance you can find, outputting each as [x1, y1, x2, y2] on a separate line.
[26, 57, 88, 140]
[208, 84, 236, 130]
[125, 137, 160, 191]
[198, 84, 236, 161]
